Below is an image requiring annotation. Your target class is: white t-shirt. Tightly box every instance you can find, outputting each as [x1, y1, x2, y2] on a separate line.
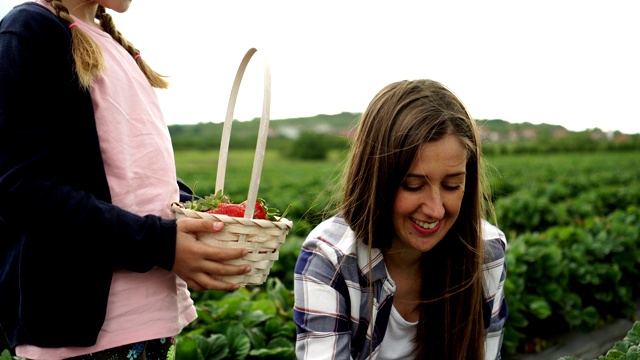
[377, 305, 418, 360]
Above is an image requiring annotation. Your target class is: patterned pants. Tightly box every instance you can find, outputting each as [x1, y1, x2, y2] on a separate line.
[65, 337, 176, 360]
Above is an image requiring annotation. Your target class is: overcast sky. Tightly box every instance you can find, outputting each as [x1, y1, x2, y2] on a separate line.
[2, 1, 639, 134]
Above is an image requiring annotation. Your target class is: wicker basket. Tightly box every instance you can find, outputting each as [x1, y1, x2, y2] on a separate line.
[171, 48, 293, 286]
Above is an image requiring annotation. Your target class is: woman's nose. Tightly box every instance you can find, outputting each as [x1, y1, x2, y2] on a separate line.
[421, 185, 445, 219]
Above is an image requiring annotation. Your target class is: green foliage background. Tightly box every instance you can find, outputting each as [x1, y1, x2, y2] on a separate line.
[168, 113, 640, 359]
[171, 142, 640, 359]
[2, 116, 639, 359]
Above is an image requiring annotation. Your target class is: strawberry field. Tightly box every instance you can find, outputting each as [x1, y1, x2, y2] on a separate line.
[171, 149, 640, 359]
[2, 150, 638, 359]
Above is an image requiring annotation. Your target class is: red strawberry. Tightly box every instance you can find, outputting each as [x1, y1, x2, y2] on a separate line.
[236, 200, 268, 219]
[204, 199, 272, 219]
[206, 203, 246, 217]
[253, 200, 268, 219]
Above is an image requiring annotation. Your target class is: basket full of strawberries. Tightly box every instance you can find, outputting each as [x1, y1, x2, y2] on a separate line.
[171, 190, 292, 286]
[171, 47, 293, 286]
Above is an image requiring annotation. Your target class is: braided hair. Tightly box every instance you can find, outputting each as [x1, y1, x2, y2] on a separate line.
[47, 0, 168, 89]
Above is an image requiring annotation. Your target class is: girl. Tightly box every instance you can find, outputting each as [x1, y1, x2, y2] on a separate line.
[0, 1, 251, 358]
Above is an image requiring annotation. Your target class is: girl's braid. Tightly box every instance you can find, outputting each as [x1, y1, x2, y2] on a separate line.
[96, 6, 169, 89]
[49, 0, 103, 88]
[47, 1, 168, 89]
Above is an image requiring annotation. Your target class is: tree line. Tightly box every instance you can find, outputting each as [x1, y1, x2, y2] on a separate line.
[168, 115, 640, 159]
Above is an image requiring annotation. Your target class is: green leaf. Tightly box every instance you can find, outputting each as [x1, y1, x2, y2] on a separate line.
[207, 319, 236, 335]
[527, 297, 552, 319]
[581, 306, 601, 329]
[241, 310, 273, 328]
[504, 309, 528, 329]
[201, 334, 229, 360]
[0, 350, 14, 360]
[248, 346, 296, 359]
[175, 335, 202, 360]
[194, 306, 217, 325]
[263, 318, 282, 336]
[625, 346, 640, 360]
[610, 340, 631, 353]
[274, 320, 297, 338]
[626, 322, 640, 343]
[246, 326, 268, 349]
[266, 336, 294, 349]
[223, 320, 246, 340]
[542, 282, 564, 303]
[251, 299, 278, 316]
[182, 328, 207, 337]
[184, 189, 230, 211]
[217, 297, 245, 319]
[230, 334, 252, 360]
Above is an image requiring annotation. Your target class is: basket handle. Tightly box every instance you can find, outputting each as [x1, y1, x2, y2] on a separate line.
[215, 48, 271, 219]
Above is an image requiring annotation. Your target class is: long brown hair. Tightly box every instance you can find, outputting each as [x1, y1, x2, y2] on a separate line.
[47, 0, 168, 89]
[341, 79, 491, 359]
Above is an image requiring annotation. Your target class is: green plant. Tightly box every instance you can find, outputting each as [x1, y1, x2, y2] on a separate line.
[502, 206, 640, 355]
[557, 321, 640, 360]
[597, 321, 640, 359]
[177, 278, 296, 360]
[173, 148, 640, 357]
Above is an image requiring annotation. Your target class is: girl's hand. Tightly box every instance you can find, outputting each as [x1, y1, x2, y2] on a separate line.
[173, 218, 251, 291]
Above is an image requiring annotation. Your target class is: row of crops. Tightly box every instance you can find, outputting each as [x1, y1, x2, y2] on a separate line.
[169, 150, 640, 359]
[2, 150, 638, 359]
[487, 152, 640, 357]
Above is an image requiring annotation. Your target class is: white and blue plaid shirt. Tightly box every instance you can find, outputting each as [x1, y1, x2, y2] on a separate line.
[294, 215, 508, 360]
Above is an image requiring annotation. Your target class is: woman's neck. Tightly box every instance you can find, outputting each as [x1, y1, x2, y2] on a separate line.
[383, 248, 423, 322]
[382, 242, 422, 270]
[383, 249, 421, 279]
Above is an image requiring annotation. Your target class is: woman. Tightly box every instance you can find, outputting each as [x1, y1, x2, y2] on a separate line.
[293, 79, 508, 359]
[0, 1, 250, 359]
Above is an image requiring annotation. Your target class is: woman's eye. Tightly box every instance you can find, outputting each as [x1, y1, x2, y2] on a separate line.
[401, 179, 463, 192]
[443, 184, 462, 191]
[401, 183, 422, 191]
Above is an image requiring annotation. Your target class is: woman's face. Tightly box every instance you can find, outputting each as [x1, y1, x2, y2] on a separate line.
[391, 133, 467, 254]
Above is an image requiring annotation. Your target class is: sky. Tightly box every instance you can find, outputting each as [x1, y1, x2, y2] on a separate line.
[2, 1, 639, 134]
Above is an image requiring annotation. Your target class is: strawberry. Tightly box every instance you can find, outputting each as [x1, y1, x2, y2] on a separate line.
[206, 203, 246, 217]
[242, 199, 268, 219]
[254, 201, 267, 220]
[207, 199, 269, 219]
[183, 186, 287, 221]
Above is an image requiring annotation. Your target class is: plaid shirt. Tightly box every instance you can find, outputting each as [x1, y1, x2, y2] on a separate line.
[293, 215, 508, 360]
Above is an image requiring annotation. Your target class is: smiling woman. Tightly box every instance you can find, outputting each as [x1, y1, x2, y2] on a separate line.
[292, 79, 508, 360]
[391, 134, 468, 254]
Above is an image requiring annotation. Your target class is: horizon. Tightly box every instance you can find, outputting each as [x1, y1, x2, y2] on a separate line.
[169, 112, 639, 136]
[2, 1, 639, 135]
